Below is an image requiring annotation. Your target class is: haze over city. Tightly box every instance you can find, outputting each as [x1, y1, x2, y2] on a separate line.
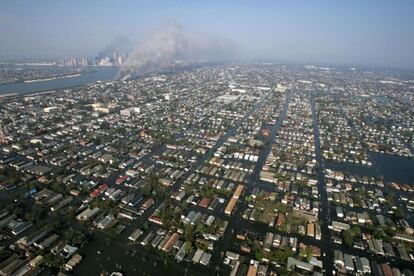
[0, 1, 414, 276]
[1, 0, 414, 68]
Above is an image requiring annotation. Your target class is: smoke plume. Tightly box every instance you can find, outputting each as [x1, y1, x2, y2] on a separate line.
[99, 35, 133, 58]
[121, 21, 238, 76]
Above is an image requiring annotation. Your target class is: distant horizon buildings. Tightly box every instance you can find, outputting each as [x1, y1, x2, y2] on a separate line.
[61, 51, 127, 67]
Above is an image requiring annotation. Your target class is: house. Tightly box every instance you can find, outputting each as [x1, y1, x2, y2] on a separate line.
[225, 251, 240, 260]
[334, 250, 344, 267]
[247, 263, 258, 276]
[76, 207, 100, 221]
[162, 233, 179, 253]
[344, 254, 354, 272]
[7, 219, 33, 235]
[192, 249, 204, 263]
[287, 257, 313, 272]
[360, 257, 371, 274]
[307, 222, 315, 238]
[199, 252, 212, 266]
[336, 206, 344, 218]
[394, 233, 414, 243]
[62, 244, 78, 259]
[171, 190, 186, 201]
[264, 232, 274, 251]
[96, 214, 117, 229]
[65, 254, 82, 271]
[128, 229, 144, 242]
[331, 221, 350, 232]
[175, 244, 187, 262]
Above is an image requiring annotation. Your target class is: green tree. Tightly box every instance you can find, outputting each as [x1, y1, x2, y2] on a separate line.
[184, 225, 194, 242]
[343, 230, 353, 247]
[350, 225, 361, 236]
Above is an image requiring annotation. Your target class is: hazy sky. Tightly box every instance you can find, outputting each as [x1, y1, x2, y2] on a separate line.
[1, 0, 414, 68]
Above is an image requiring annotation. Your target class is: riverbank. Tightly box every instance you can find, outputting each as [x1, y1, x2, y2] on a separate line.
[0, 93, 17, 98]
[23, 73, 82, 83]
[0, 67, 119, 96]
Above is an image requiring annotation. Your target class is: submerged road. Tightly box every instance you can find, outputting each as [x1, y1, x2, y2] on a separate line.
[74, 89, 347, 275]
[311, 94, 334, 275]
[75, 90, 276, 275]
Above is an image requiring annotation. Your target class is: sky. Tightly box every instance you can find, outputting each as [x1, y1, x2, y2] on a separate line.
[1, 0, 414, 68]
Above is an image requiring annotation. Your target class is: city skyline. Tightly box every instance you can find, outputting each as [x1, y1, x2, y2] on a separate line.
[1, 0, 414, 68]
[0, 2, 414, 276]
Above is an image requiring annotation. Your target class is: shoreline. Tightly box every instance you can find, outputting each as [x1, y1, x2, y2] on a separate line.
[0, 67, 111, 85]
[0, 93, 17, 99]
[0, 67, 119, 98]
[23, 73, 82, 83]
[2, 79, 118, 100]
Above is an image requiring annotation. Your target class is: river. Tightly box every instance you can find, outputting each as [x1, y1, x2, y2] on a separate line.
[0, 67, 119, 96]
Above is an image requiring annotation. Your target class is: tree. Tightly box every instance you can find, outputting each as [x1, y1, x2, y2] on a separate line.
[392, 208, 404, 220]
[195, 223, 206, 234]
[269, 248, 294, 265]
[343, 230, 353, 247]
[350, 225, 361, 237]
[373, 228, 385, 239]
[255, 249, 263, 261]
[184, 225, 194, 242]
[184, 241, 192, 253]
[44, 253, 64, 272]
[50, 180, 66, 194]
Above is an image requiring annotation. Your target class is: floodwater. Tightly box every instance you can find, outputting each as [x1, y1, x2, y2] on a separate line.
[75, 90, 414, 275]
[325, 152, 414, 184]
[32, 88, 414, 274]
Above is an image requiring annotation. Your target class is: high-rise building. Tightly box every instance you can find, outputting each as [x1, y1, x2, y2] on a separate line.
[80, 57, 88, 67]
[117, 56, 124, 65]
[69, 57, 77, 67]
[98, 56, 111, 66]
